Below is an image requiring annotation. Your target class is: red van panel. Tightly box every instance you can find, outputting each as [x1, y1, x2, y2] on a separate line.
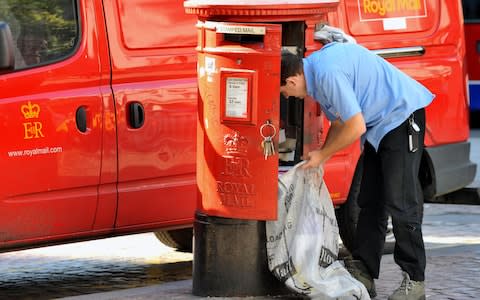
[335, 0, 469, 146]
[102, 0, 198, 229]
[345, 0, 439, 36]
[0, 0, 114, 246]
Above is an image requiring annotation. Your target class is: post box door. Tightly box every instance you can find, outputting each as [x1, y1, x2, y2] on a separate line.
[197, 22, 282, 220]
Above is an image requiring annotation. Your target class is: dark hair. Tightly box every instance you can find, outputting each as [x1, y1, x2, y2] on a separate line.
[281, 50, 303, 86]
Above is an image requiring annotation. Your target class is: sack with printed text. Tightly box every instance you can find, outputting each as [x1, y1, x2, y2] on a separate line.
[266, 162, 370, 300]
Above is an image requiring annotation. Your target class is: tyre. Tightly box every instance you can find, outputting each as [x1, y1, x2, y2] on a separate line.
[154, 228, 193, 252]
[470, 111, 480, 128]
[335, 156, 395, 255]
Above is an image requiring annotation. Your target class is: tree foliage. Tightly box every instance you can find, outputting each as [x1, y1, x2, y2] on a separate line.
[0, 0, 77, 61]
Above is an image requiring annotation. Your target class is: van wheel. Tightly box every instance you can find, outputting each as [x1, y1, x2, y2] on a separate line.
[154, 228, 193, 252]
[335, 156, 395, 255]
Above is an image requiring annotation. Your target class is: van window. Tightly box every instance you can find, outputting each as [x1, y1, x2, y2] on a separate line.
[0, 0, 78, 70]
[463, 0, 480, 20]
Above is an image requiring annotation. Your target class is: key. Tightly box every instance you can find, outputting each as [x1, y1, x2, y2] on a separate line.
[269, 137, 275, 156]
[409, 116, 420, 132]
[259, 120, 277, 160]
[261, 139, 266, 159]
[261, 139, 267, 159]
[265, 137, 272, 159]
[263, 136, 273, 160]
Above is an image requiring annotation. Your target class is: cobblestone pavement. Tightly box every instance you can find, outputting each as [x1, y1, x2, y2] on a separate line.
[58, 204, 480, 300]
[376, 203, 480, 299]
[60, 246, 480, 300]
[0, 204, 478, 300]
[0, 234, 193, 299]
[375, 245, 480, 299]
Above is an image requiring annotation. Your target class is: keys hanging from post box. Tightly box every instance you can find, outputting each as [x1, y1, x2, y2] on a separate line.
[260, 120, 277, 160]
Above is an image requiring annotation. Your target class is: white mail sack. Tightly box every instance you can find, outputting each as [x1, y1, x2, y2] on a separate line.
[266, 163, 370, 300]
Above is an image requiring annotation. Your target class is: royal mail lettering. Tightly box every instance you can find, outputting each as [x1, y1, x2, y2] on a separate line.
[217, 181, 255, 207]
[361, 0, 423, 18]
[222, 156, 252, 177]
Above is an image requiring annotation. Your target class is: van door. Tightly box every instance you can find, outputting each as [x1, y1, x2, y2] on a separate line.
[463, 0, 480, 118]
[102, 0, 198, 229]
[0, 0, 108, 244]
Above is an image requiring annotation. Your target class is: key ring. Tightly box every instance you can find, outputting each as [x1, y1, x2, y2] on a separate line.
[260, 121, 277, 139]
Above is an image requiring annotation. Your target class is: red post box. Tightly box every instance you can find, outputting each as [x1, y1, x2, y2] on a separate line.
[196, 21, 282, 220]
[185, 1, 339, 296]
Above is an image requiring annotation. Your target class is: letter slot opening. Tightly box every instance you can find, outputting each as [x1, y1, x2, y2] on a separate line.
[223, 33, 264, 44]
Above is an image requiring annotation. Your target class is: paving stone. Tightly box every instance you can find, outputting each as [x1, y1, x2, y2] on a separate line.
[0, 203, 478, 299]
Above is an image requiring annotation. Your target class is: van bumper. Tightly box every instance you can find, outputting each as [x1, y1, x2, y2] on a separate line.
[425, 141, 477, 197]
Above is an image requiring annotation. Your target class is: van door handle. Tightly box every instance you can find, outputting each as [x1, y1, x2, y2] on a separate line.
[128, 102, 145, 129]
[76, 106, 87, 133]
[476, 41, 480, 54]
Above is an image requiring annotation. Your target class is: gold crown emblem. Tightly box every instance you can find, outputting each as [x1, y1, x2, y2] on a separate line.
[224, 131, 248, 156]
[21, 101, 40, 119]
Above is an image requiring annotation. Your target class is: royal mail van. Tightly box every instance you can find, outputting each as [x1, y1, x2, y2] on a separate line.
[330, 0, 477, 249]
[0, 0, 476, 254]
[0, 0, 199, 251]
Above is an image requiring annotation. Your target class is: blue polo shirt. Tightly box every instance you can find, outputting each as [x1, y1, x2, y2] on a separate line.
[303, 42, 435, 150]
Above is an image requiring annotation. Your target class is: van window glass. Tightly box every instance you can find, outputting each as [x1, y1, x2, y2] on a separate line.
[463, 0, 480, 20]
[0, 0, 78, 70]
[117, 0, 197, 50]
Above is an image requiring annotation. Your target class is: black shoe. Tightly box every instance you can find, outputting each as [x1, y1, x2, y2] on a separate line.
[344, 258, 377, 298]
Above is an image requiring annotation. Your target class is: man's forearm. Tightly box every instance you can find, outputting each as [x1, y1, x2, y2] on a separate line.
[302, 113, 366, 169]
[321, 113, 366, 159]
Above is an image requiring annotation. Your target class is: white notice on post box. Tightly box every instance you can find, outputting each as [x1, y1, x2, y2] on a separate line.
[225, 77, 248, 118]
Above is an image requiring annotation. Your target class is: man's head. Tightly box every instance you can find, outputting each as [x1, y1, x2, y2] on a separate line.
[280, 51, 307, 99]
[17, 26, 47, 66]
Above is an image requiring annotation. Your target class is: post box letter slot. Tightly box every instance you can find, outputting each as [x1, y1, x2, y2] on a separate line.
[223, 33, 264, 44]
[216, 24, 266, 45]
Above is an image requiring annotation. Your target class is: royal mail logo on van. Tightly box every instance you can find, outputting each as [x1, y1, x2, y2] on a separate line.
[21, 101, 45, 139]
[359, 0, 427, 21]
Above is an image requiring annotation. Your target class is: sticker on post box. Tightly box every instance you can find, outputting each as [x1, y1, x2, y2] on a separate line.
[221, 69, 256, 123]
[226, 78, 248, 118]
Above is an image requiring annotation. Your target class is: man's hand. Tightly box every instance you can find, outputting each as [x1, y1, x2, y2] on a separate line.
[302, 112, 366, 170]
[302, 150, 327, 169]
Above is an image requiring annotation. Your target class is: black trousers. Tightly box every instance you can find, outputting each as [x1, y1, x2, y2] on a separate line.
[352, 108, 426, 282]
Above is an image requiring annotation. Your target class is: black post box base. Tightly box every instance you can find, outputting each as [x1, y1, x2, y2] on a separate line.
[192, 211, 291, 297]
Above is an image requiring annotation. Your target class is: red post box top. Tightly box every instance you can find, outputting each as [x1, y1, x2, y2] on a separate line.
[184, 0, 339, 21]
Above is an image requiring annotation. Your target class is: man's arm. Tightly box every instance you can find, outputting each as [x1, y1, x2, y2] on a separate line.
[302, 112, 366, 169]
